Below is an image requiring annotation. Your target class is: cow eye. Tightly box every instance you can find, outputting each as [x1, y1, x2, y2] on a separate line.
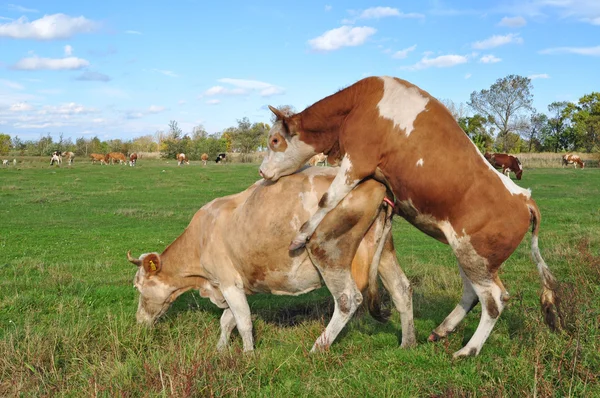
[272, 138, 279, 145]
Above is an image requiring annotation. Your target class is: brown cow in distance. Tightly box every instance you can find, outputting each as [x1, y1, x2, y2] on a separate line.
[562, 154, 585, 168]
[105, 152, 127, 165]
[129, 153, 138, 166]
[259, 76, 561, 357]
[201, 153, 209, 166]
[177, 153, 189, 166]
[127, 167, 416, 352]
[484, 152, 523, 180]
[90, 153, 107, 165]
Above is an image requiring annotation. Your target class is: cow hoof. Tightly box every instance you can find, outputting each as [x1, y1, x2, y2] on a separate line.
[428, 332, 442, 342]
[452, 347, 478, 359]
[289, 234, 308, 251]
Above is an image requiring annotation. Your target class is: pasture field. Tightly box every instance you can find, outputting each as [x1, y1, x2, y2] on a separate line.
[1, 159, 599, 397]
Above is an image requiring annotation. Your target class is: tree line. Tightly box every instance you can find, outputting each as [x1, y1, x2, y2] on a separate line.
[445, 74, 599, 153]
[1, 76, 597, 158]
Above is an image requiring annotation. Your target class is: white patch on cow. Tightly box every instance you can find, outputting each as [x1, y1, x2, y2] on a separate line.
[416, 158, 424, 167]
[299, 186, 319, 214]
[290, 214, 302, 230]
[377, 76, 429, 137]
[439, 221, 489, 267]
[473, 144, 531, 198]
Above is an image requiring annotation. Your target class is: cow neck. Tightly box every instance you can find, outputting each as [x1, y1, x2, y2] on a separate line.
[159, 227, 207, 286]
[293, 79, 365, 154]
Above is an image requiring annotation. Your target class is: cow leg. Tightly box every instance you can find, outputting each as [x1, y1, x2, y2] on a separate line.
[216, 308, 237, 351]
[310, 269, 363, 352]
[220, 286, 254, 352]
[290, 154, 368, 250]
[429, 266, 478, 341]
[377, 236, 417, 348]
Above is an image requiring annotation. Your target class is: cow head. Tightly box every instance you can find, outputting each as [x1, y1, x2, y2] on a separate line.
[514, 157, 523, 180]
[259, 106, 317, 181]
[127, 251, 181, 326]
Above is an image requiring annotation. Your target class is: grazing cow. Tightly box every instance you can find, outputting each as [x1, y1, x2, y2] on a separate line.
[309, 153, 328, 167]
[2, 159, 8, 167]
[12, 159, 16, 166]
[50, 151, 62, 165]
[129, 153, 138, 167]
[259, 76, 561, 357]
[50, 153, 61, 166]
[105, 152, 127, 165]
[201, 153, 209, 166]
[90, 153, 107, 165]
[127, 167, 416, 352]
[62, 151, 75, 165]
[177, 153, 189, 166]
[484, 152, 523, 180]
[215, 153, 227, 163]
[562, 154, 585, 169]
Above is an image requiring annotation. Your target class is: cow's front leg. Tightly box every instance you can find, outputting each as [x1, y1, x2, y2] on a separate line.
[221, 285, 254, 352]
[290, 155, 365, 250]
[216, 308, 236, 351]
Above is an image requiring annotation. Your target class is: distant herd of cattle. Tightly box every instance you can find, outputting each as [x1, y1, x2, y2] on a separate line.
[0, 151, 588, 171]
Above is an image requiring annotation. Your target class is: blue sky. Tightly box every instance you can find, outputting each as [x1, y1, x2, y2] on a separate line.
[0, 0, 599, 141]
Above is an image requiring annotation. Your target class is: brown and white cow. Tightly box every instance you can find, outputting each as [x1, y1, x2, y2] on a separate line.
[50, 151, 61, 166]
[127, 167, 416, 352]
[129, 153, 138, 167]
[177, 153, 189, 166]
[201, 153, 209, 166]
[259, 76, 561, 357]
[2, 159, 8, 167]
[562, 154, 585, 168]
[484, 152, 523, 180]
[105, 152, 127, 165]
[62, 151, 75, 165]
[90, 153, 107, 165]
[309, 153, 328, 167]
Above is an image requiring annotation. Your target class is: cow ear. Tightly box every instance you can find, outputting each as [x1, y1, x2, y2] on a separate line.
[268, 105, 286, 121]
[142, 253, 162, 274]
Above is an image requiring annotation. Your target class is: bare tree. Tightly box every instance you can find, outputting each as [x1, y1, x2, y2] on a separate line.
[468, 75, 534, 151]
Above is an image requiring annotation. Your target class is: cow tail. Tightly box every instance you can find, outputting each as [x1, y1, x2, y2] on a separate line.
[366, 202, 393, 323]
[528, 201, 563, 331]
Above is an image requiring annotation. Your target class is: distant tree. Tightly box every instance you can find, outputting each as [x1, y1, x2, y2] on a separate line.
[131, 135, 158, 152]
[543, 101, 570, 152]
[468, 75, 534, 151]
[527, 112, 549, 152]
[231, 118, 269, 160]
[0, 133, 11, 155]
[458, 114, 493, 152]
[192, 125, 208, 140]
[38, 134, 54, 155]
[565, 92, 600, 152]
[11, 135, 25, 155]
[441, 99, 468, 121]
[75, 137, 89, 156]
[168, 120, 182, 139]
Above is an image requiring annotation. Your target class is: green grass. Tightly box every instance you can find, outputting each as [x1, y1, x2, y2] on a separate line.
[1, 160, 599, 397]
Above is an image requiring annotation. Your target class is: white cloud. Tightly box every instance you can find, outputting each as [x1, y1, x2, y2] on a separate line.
[392, 44, 417, 59]
[7, 4, 38, 13]
[402, 54, 468, 70]
[125, 30, 142, 35]
[472, 33, 523, 49]
[504, 0, 600, 25]
[498, 16, 527, 27]
[75, 71, 110, 82]
[39, 103, 98, 115]
[529, 73, 550, 79]
[10, 102, 33, 111]
[204, 78, 285, 98]
[64, 45, 73, 56]
[539, 46, 600, 56]
[178, 99, 186, 105]
[308, 26, 377, 51]
[152, 69, 178, 77]
[0, 14, 98, 40]
[479, 54, 502, 63]
[357, 6, 424, 20]
[582, 16, 600, 25]
[325, 5, 332, 11]
[0, 79, 24, 90]
[12, 56, 89, 70]
[206, 99, 220, 105]
[148, 105, 166, 113]
[465, 73, 472, 79]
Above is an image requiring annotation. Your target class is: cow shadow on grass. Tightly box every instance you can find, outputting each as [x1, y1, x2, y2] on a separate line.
[160, 284, 519, 347]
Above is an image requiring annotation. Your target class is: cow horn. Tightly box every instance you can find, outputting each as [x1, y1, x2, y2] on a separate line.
[127, 251, 142, 266]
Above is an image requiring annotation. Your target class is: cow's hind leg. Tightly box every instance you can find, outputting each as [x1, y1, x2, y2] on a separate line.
[221, 285, 254, 352]
[216, 308, 237, 351]
[310, 269, 363, 352]
[429, 266, 478, 342]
